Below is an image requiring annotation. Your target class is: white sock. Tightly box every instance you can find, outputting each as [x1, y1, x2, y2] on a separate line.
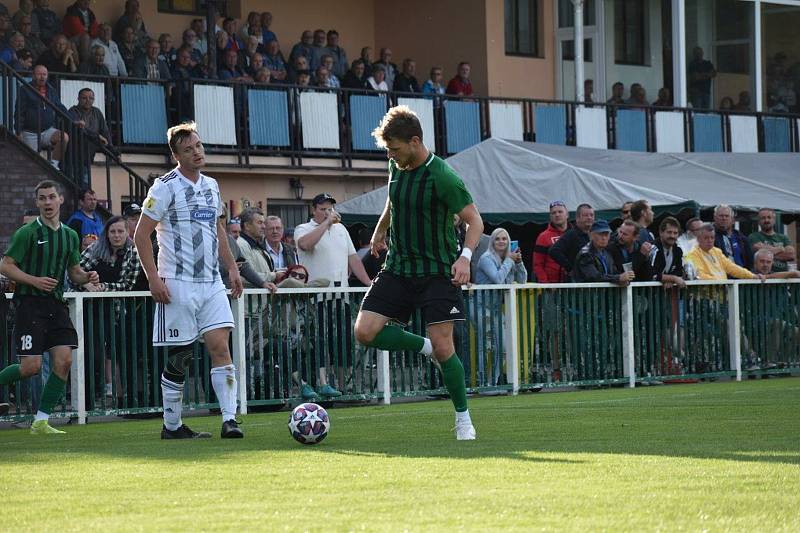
[420, 337, 433, 356]
[455, 409, 472, 425]
[210, 365, 237, 422]
[34, 411, 49, 422]
[161, 375, 184, 431]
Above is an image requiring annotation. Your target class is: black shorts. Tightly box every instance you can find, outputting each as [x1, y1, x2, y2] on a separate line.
[13, 296, 78, 356]
[360, 271, 465, 326]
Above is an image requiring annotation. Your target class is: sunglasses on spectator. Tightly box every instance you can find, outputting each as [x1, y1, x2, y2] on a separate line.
[289, 272, 307, 281]
[549, 201, 566, 209]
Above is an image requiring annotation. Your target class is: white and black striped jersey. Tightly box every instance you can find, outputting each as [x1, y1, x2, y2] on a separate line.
[141, 167, 223, 282]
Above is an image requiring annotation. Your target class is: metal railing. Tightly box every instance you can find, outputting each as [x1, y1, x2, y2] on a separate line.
[1, 279, 798, 424]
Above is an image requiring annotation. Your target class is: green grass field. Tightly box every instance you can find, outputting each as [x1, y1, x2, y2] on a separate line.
[1, 378, 799, 532]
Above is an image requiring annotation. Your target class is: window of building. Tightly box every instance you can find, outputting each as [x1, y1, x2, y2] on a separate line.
[558, 0, 595, 28]
[505, 0, 540, 56]
[614, 0, 647, 65]
[267, 202, 308, 234]
[157, 0, 222, 16]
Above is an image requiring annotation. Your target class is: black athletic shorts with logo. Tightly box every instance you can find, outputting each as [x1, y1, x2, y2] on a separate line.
[13, 296, 78, 356]
[360, 271, 465, 325]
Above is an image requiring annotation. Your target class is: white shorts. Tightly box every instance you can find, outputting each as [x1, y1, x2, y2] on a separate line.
[22, 127, 61, 152]
[152, 278, 234, 346]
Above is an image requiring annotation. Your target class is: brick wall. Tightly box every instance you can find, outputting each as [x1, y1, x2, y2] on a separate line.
[0, 138, 77, 254]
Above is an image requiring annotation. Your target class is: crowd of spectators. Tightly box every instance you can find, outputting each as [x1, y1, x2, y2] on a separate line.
[0, 1, 474, 99]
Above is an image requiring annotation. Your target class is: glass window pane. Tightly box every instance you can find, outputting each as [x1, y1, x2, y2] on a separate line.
[558, 0, 594, 28]
[762, 2, 800, 113]
[562, 39, 593, 62]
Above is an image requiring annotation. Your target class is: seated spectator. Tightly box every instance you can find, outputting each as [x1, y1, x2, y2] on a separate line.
[685, 223, 759, 280]
[236, 207, 278, 287]
[549, 203, 595, 279]
[608, 220, 653, 281]
[238, 11, 261, 45]
[78, 44, 109, 76]
[0, 30, 23, 63]
[295, 68, 310, 87]
[37, 33, 78, 73]
[62, 0, 100, 63]
[373, 47, 397, 88]
[11, 0, 32, 32]
[625, 83, 647, 107]
[287, 55, 309, 83]
[572, 220, 635, 285]
[677, 216, 702, 254]
[606, 81, 625, 105]
[753, 249, 800, 279]
[214, 29, 228, 66]
[261, 12, 276, 45]
[630, 199, 655, 243]
[393, 58, 420, 93]
[342, 59, 368, 89]
[476, 228, 527, 284]
[180, 28, 202, 65]
[719, 96, 734, 110]
[314, 65, 331, 88]
[253, 66, 270, 84]
[11, 47, 31, 71]
[0, 11, 9, 45]
[113, 0, 145, 45]
[15, 64, 70, 168]
[67, 188, 104, 239]
[118, 25, 141, 75]
[189, 18, 206, 56]
[324, 29, 347, 78]
[132, 38, 170, 80]
[222, 18, 243, 52]
[288, 30, 313, 73]
[713, 204, 752, 271]
[733, 90, 751, 111]
[265, 215, 298, 271]
[91, 23, 127, 76]
[652, 217, 686, 288]
[583, 78, 594, 103]
[158, 33, 177, 71]
[422, 66, 445, 95]
[367, 63, 388, 91]
[308, 28, 326, 70]
[244, 51, 263, 77]
[69, 87, 111, 155]
[320, 54, 339, 87]
[18, 14, 45, 59]
[242, 34, 264, 63]
[31, 0, 59, 45]
[652, 87, 672, 107]
[263, 39, 287, 82]
[446, 61, 473, 96]
[218, 48, 250, 82]
[749, 207, 796, 273]
[533, 200, 569, 283]
[359, 46, 373, 77]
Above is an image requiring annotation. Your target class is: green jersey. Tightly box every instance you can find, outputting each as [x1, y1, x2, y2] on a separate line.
[5, 217, 80, 302]
[385, 152, 473, 277]
[748, 231, 792, 272]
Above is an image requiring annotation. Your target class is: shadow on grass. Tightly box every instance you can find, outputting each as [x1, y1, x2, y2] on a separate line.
[0, 380, 798, 466]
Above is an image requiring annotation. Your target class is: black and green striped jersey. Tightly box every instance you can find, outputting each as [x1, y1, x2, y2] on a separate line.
[385, 152, 473, 277]
[5, 217, 80, 302]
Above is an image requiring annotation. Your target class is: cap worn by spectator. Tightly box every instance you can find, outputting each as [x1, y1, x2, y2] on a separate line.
[123, 203, 142, 217]
[312, 193, 336, 205]
[591, 220, 611, 233]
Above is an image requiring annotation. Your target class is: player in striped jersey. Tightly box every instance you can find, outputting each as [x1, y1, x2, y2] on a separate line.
[0, 180, 99, 433]
[354, 106, 484, 440]
[134, 122, 245, 439]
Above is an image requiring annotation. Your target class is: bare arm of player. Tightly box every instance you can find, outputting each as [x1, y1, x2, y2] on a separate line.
[348, 253, 373, 286]
[217, 218, 243, 299]
[67, 263, 100, 286]
[0, 256, 58, 292]
[133, 214, 171, 304]
[370, 197, 391, 258]
[452, 203, 483, 286]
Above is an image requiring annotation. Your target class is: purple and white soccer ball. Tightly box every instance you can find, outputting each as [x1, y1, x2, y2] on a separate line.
[288, 402, 330, 445]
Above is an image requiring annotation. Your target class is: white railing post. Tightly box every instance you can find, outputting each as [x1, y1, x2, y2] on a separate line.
[376, 349, 391, 404]
[727, 282, 742, 381]
[504, 288, 520, 395]
[621, 285, 636, 388]
[68, 295, 86, 424]
[230, 296, 248, 414]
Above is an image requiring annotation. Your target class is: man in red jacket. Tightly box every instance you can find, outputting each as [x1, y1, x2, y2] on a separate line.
[533, 201, 569, 282]
[446, 61, 473, 96]
[62, 0, 99, 63]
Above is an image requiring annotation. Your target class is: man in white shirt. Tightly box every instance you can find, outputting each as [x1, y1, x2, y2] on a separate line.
[265, 215, 297, 271]
[295, 193, 372, 398]
[91, 23, 127, 76]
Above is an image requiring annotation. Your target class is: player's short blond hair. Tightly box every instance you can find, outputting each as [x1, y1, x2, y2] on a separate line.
[167, 121, 199, 154]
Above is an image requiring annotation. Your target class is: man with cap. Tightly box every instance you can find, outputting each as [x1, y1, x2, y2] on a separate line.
[295, 193, 372, 398]
[572, 220, 636, 285]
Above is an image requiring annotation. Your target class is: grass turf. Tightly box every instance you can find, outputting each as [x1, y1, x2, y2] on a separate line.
[1, 378, 798, 532]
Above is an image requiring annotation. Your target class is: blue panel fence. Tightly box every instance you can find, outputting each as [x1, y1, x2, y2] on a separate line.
[248, 88, 290, 147]
[120, 83, 168, 144]
[534, 104, 567, 145]
[349, 94, 387, 151]
[615, 109, 647, 151]
[692, 113, 724, 152]
[444, 100, 481, 153]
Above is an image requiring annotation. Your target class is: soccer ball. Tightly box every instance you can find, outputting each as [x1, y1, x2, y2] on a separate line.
[288, 402, 330, 445]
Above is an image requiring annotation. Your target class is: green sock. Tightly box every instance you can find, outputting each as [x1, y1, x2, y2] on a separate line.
[440, 354, 468, 412]
[39, 373, 67, 415]
[0, 364, 21, 386]
[367, 324, 424, 353]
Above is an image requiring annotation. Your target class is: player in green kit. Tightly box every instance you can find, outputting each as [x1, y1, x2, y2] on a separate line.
[354, 106, 484, 440]
[0, 180, 99, 433]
